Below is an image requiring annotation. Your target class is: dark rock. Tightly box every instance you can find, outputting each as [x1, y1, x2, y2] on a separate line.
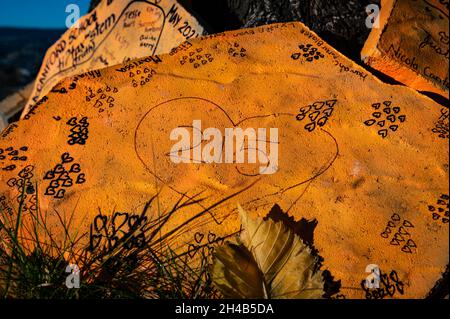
[179, 0, 381, 61]
[89, 0, 102, 12]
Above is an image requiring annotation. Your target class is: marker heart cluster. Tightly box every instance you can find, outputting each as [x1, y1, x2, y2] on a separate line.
[364, 101, 406, 139]
[381, 213, 417, 254]
[179, 47, 214, 68]
[43, 152, 86, 199]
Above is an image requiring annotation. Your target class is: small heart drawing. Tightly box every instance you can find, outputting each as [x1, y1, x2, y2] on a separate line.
[61, 153, 74, 164]
[69, 163, 81, 173]
[188, 244, 198, 258]
[62, 178, 73, 188]
[378, 129, 388, 138]
[55, 189, 65, 199]
[45, 187, 56, 196]
[94, 215, 108, 233]
[397, 226, 410, 236]
[44, 170, 55, 180]
[401, 245, 412, 254]
[402, 220, 414, 228]
[207, 231, 217, 244]
[67, 117, 78, 126]
[76, 173, 86, 184]
[305, 122, 316, 132]
[195, 232, 205, 244]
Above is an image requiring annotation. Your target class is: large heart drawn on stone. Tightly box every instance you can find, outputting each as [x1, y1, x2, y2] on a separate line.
[134, 97, 338, 211]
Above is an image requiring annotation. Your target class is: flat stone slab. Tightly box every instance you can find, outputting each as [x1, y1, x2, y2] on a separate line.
[1, 22, 448, 299]
[21, 0, 204, 118]
[362, 0, 449, 99]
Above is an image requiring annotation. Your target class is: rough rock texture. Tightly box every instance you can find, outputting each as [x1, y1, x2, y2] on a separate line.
[233, 0, 377, 55]
[1, 22, 448, 299]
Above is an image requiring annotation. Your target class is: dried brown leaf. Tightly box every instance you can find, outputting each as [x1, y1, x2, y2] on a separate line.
[211, 205, 324, 299]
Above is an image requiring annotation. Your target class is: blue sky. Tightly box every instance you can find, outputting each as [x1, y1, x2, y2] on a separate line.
[0, 0, 90, 29]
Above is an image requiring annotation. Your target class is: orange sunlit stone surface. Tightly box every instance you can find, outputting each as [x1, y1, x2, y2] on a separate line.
[0, 22, 448, 298]
[362, 0, 449, 99]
